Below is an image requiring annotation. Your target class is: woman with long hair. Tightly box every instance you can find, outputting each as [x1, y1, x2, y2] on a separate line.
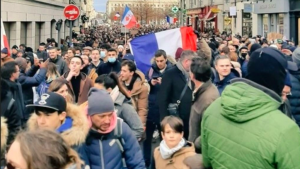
[5, 129, 82, 169]
[36, 62, 60, 97]
[48, 78, 74, 103]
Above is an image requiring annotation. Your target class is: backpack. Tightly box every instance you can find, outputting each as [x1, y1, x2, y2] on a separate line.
[113, 118, 127, 168]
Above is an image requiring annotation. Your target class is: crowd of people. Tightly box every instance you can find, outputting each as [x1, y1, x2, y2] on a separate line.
[1, 23, 300, 169]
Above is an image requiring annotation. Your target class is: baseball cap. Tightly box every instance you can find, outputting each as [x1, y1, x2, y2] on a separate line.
[123, 54, 135, 61]
[277, 39, 283, 44]
[27, 92, 66, 112]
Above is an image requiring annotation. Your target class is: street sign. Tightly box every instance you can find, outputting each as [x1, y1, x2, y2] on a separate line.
[63, 4, 80, 20]
[171, 6, 179, 13]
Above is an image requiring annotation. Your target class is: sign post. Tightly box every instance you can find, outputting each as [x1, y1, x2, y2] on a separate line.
[229, 6, 237, 40]
[63, 4, 80, 46]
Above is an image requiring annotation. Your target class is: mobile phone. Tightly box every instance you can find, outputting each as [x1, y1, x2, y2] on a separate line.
[152, 76, 159, 79]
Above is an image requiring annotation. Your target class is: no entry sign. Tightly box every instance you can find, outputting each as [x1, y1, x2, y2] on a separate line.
[64, 4, 80, 20]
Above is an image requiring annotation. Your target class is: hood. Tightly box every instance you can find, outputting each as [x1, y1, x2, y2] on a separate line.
[131, 70, 149, 95]
[220, 78, 282, 123]
[1, 117, 8, 150]
[27, 103, 89, 146]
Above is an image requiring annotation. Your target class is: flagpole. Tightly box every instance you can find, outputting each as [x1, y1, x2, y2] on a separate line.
[125, 27, 127, 46]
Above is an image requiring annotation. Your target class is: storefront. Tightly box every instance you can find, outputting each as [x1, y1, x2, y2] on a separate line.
[253, 0, 290, 39]
[186, 8, 201, 31]
[199, 6, 218, 33]
[290, 0, 300, 45]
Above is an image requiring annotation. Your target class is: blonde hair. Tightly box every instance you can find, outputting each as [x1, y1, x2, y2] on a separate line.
[229, 51, 238, 62]
[48, 79, 74, 103]
[46, 62, 60, 81]
[15, 129, 82, 169]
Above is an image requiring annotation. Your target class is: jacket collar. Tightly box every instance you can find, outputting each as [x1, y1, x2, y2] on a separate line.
[130, 70, 146, 95]
[193, 81, 213, 102]
[27, 103, 89, 146]
[231, 78, 282, 103]
[152, 61, 173, 72]
[214, 72, 237, 84]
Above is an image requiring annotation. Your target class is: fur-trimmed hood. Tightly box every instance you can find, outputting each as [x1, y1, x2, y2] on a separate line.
[27, 103, 89, 146]
[1, 117, 8, 150]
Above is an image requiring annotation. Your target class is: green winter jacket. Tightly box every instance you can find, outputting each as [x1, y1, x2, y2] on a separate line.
[201, 78, 300, 169]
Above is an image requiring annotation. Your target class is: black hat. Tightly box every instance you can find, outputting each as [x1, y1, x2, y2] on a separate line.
[26, 92, 66, 112]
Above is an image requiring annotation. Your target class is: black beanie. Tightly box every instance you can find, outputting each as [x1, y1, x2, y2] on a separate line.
[246, 47, 287, 96]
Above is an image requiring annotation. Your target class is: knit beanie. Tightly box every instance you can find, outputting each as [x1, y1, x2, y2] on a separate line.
[249, 43, 261, 56]
[88, 88, 114, 116]
[247, 47, 287, 95]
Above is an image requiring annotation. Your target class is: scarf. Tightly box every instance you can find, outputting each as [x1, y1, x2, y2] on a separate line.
[159, 138, 186, 159]
[56, 117, 73, 133]
[176, 62, 192, 89]
[95, 111, 118, 134]
[110, 86, 120, 102]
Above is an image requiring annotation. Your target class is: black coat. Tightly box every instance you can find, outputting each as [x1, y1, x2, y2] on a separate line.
[288, 69, 300, 127]
[97, 61, 121, 76]
[1, 92, 21, 147]
[158, 66, 193, 139]
[36, 50, 48, 62]
[146, 62, 173, 123]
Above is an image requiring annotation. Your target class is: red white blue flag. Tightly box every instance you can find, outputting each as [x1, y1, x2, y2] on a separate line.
[121, 5, 137, 29]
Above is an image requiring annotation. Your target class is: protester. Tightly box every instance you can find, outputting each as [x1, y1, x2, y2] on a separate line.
[289, 47, 300, 127]
[89, 49, 102, 73]
[1, 48, 14, 66]
[99, 44, 111, 63]
[93, 73, 144, 139]
[63, 56, 93, 104]
[158, 50, 197, 139]
[143, 49, 175, 167]
[81, 54, 98, 84]
[48, 47, 68, 75]
[201, 47, 300, 168]
[97, 48, 121, 75]
[0, 79, 21, 149]
[188, 57, 219, 152]
[36, 43, 48, 61]
[11, 45, 18, 59]
[151, 116, 203, 169]
[48, 78, 73, 103]
[15, 57, 48, 123]
[6, 129, 83, 169]
[120, 60, 149, 128]
[84, 88, 145, 169]
[26, 92, 89, 167]
[1, 61, 25, 124]
[213, 55, 238, 94]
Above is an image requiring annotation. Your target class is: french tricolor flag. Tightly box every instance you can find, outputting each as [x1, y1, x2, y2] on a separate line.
[130, 27, 197, 73]
[166, 16, 177, 24]
[1, 19, 10, 56]
[121, 5, 137, 29]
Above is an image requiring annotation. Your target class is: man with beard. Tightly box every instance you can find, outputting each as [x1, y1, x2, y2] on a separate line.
[48, 47, 68, 75]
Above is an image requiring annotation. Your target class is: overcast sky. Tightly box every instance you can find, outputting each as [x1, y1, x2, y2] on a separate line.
[94, 0, 108, 12]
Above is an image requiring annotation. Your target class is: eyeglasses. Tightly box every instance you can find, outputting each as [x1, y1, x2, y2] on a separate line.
[282, 92, 292, 96]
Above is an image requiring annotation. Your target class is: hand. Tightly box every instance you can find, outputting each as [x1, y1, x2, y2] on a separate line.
[151, 79, 158, 85]
[66, 71, 77, 81]
[281, 49, 292, 56]
[34, 58, 39, 66]
[157, 77, 162, 84]
[39, 59, 49, 68]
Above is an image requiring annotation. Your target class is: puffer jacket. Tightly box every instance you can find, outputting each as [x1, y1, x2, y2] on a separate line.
[85, 119, 145, 169]
[288, 69, 300, 127]
[146, 60, 174, 123]
[27, 103, 90, 168]
[201, 78, 300, 169]
[114, 92, 144, 139]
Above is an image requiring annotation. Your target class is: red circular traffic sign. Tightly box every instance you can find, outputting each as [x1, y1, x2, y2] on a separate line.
[63, 5, 80, 20]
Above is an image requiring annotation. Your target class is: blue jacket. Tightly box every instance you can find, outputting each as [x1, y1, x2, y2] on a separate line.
[27, 104, 90, 168]
[18, 66, 46, 120]
[85, 120, 145, 169]
[288, 70, 300, 127]
[145, 61, 173, 123]
[241, 61, 248, 77]
[213, 72, 237, 95]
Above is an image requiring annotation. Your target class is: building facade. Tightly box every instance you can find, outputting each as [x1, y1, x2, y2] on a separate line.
[106, 0, 179, 24]
[289, 0, 300, 45]
[253, 0, 290, 39]
[1, 0, 85, 51]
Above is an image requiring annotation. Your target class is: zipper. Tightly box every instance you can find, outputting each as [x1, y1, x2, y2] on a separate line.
[99, 137, 105, 169]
